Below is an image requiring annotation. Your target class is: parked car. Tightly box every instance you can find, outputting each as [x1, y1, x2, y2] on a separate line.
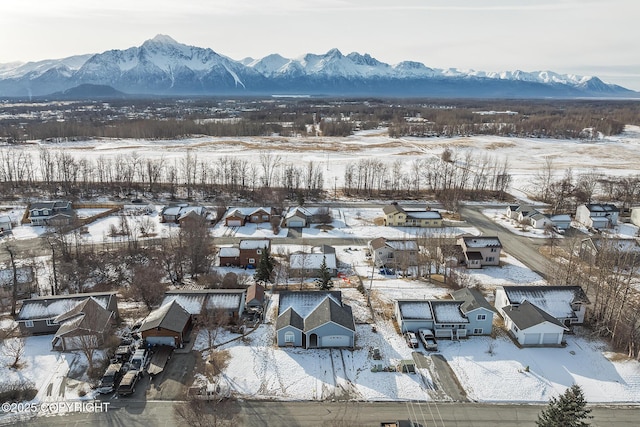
[116, 370, 139, 396]
[114, 344, 134, 363]
[379, 267, 395, 275]
[405, 332, 418, 348]
[418, 328, 438, 351]
[129, 348, 149, 375]
[97, 363, 123, 394]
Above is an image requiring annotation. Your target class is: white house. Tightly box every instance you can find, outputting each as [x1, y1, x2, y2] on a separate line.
[549, 214, 572, 230]
[527, 212, 554, 229]
[631, 207, 640, 227]
[368, 237, 419, 268]
[0, 215, 11, 232]
[457, 236, 502, 268]
[494, 285, 590, 347]
[575, 203, 619, 229]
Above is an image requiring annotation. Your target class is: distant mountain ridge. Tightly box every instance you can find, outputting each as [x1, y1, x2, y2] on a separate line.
[0, 34, 635, 99]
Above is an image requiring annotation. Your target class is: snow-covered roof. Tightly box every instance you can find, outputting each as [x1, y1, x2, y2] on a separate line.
[397, 301, 432, 320]
[0, 215, 11, 224]
[278, 291, 342, 318]
[239, 239, 270, 249]
[290, 253, 337, 270]
[501, 286, 589, 320]
[17, 293, 114, 321]
[462, 236, 502, 248]
[385, 240, 418, 251]
[225, 207, 273, 218]
[585, 203, 619, 213]
[405, 210, 442, 219]
[162, 290, 246, 314]
[284, 206, 313, 219]
[430, 301, 468, 324]
[205, 293, 245, 310]
[162, 294, 206, 315]
[219, 247, 240, 257]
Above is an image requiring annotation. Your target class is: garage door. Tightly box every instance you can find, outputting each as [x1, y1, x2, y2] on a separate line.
[288, 220, 304, 228]
[227, 220, 242, 227]
[542, 333, 560, 345]
[523, 333, 541, 345]
[146, 336, 176, 347]
[320, 335, 351, 347]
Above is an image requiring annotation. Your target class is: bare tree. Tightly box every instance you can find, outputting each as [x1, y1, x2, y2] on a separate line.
[197, 307, 230, 351]
[1, 328, 25, 370]
[129, 263, 168, 310]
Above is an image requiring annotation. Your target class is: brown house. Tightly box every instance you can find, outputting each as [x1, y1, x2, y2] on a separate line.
[224, 207, 275, 227]
[246, 283, 265, 309]
[51, 297, 116, 351]
[239, 239, 271, 268]
[139, 300, 192, 347]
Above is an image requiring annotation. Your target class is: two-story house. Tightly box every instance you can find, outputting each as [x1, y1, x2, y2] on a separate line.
[457, 236, 502, 268]
[28, 201, 74, 226]
[575, 203, 619, 229]
[368, 237, 419, 268]
[239, 239, 271, 268]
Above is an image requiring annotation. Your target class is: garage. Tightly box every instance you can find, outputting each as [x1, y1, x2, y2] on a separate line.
[542, 333, 560, 345]
[288, 220, 304, 228]
[523, 333, 541, 345]
[145, 336, 177, 347]
[320, 335, 351, 347]
[227, 220, 242, 227]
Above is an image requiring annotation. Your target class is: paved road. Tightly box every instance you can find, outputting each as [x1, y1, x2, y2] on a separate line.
[459, 205, 552, 279]
[7, 400, 640, 427]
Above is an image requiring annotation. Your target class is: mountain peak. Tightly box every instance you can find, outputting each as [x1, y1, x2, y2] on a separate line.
[149, 34, 179, 45]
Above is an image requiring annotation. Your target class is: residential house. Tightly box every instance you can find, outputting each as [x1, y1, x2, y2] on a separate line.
[161, 289, 246, 322]
[51, 297, 116, 351]
[160, 204, 208, 224]
[283, 206, 312, 228]
[224, 207, 275, 226]
[16, 292, 119, 335]
[0, 265, 35, 299]
[494, 285, 590, 346]
[139, 300, 192, 347]
[526, 212, 554, 230]
[458, 236, 502, 268]
[289, 245, 338, 277]
[239, 239, 271, 268]
[575, 203, 619, 229]
[28, 201, 74, 226]
[275, 291, 355, 348]
[368, 237, 418, 268]
[383, 203, 443, 227]
[395, 288, 495, 339]
[0, 215, 12, 232]
[549, 214, 572, 230]
[245, 283, 265, 310]
[506, 204, 536, 221]
[579, 237, 640, 267]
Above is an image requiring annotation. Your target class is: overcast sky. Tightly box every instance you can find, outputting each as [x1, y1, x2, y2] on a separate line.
[2, 0, 639, 90]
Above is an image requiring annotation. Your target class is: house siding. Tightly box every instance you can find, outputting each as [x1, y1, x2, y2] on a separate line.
[305, 322, 354, 348]
[276, 326, 304, 347]
[464, 308, 494, 335]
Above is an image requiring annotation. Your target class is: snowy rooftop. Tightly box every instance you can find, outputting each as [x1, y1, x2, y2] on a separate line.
[239, 239, 271, 249]
[162, 290, 245, 314]
[225, 207, 273, 217]
[430, 301, 468, 324]
[406, 210, 442, 219]
[502, 286, 587, 319]
[397, 301, 432, 320]
[462, 236, 502, 248]
[17, 293, 112, 320]
[219, 247, 240, 257]
[278, 291, 342, 318]
[385, 240, 419, 251]
[161, 294, 206, 315]
[290, 253, 337, 269]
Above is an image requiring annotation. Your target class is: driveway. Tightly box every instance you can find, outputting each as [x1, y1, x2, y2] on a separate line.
[146, 352, 196, 400]
[412, 351, 468, 402]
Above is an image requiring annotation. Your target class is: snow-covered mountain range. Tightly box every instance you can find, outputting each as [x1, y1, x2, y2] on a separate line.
[0, 34, 635, 98]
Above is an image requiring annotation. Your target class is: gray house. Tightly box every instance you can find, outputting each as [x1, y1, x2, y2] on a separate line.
[395, 288, 495, 339]
[16, 292, 119, 335]
[275, 291, 355, 348]
[28, 201, 74, 226]
[51, 297, 116, 351]
[458, 236, 502, 268]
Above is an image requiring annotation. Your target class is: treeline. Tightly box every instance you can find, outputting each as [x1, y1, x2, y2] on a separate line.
[1, 98, 638, 142]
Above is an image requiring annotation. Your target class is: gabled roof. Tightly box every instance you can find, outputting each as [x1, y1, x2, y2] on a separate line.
[139, 300, 190, 333]
[383, 204, 404, 215]
[584, 203, 619, 213]
[502, 300, 568, 331]
[397, 300, 433, 320]
[275, 306, 304, 331]
[369, 237, 418, 251]
[239, 239, 271, 250]
[54, 298, 113, 337]
[246, 283, 265, 304]
[451, 288, 496, 313]
[305, 297, 355, 332]
[430, 300, 468, 324]
[162, 289, 246, 314]
[17, 292, 116, 321]
[499, 285, 590, 319]
[30, 200, 72, 211]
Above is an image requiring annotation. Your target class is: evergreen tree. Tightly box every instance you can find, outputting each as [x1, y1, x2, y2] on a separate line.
[315, 256, 334, 290]
[537, 384, 592, 427]
[254, 247, 274, 283]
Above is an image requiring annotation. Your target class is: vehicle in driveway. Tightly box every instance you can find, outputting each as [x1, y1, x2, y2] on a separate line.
[418, 328, 438, 351]
[97, 363, 124, 394]
[129, 348, 149, 375]
[117, 370, 139, 396]
[405, 331, 418, 348]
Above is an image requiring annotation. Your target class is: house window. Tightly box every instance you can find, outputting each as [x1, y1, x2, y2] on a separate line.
[257, 249, 262, 255]
[46, 319, 57, 326]
[514, 325, 519, 332]
[25, 320, 34, 328]
[490, 248, 497, 252]
[486, 257, 495, 262]
[477, 314, 487, 321]
[248, 258, 256, 264]
[284, 332, 295, 343]
[262, 215, 269, 221]
[473, 328, 483, 334]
